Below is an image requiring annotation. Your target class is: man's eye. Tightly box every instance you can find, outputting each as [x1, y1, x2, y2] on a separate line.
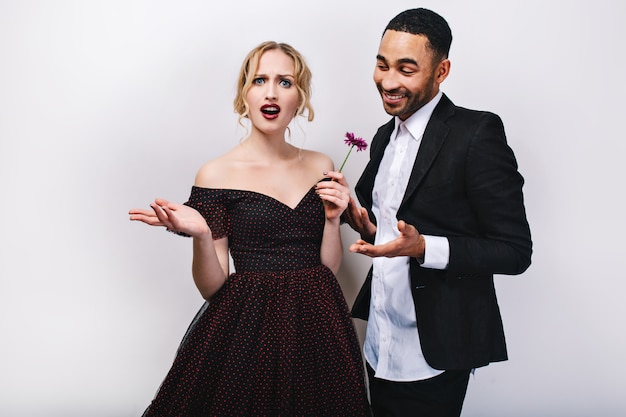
[400, 68, 415, 75]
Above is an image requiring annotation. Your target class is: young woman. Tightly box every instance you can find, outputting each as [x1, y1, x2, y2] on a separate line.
[129, 41, 370, 416]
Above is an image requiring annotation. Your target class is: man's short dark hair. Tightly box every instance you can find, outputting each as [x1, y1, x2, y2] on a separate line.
[385, 8, 452, 60]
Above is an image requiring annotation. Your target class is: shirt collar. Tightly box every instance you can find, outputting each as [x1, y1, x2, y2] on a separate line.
[393, 91, 443, 141]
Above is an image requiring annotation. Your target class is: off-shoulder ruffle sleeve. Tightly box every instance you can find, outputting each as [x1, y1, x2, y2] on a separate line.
[183, 186, 229, 240]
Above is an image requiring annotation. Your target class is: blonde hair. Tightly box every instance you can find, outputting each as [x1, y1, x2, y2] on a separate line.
[233, 41, 314, 124]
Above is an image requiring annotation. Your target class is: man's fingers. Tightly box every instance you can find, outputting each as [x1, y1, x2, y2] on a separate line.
[397, 220, 418, 236]
[350, 239, 369, 253]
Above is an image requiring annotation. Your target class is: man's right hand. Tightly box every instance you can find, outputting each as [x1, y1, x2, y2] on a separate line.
[343, 196, 377, 242]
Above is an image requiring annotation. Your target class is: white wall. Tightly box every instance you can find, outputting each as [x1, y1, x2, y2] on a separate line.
[1, 0, 625, 416]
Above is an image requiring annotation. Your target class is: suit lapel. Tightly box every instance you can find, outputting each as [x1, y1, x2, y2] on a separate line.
[400, 94, 455, 209]
[355, 119, 395, 209]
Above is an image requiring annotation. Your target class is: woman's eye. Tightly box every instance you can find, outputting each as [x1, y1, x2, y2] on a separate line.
[253, 78, 265, 85]
[280, 79, 292, 87]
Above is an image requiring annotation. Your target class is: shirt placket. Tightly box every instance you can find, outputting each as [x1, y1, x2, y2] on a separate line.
[375, 133, 409, 371]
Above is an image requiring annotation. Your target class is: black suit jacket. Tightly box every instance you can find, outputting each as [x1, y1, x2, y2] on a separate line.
[352, 94, 532, 370]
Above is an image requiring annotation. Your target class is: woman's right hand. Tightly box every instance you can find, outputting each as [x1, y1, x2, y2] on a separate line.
[129, 198, 211, 238]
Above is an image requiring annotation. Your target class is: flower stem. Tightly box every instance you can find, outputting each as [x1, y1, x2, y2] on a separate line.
[338, 145, 354, 173]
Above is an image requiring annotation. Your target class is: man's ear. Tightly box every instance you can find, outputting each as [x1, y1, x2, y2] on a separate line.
[436, 58, 451, 83]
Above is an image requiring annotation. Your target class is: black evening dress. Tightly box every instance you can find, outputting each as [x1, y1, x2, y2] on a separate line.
[142, 186, 370, 416]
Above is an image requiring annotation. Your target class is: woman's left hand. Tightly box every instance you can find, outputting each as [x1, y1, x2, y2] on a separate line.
[315, 171, 350, 221]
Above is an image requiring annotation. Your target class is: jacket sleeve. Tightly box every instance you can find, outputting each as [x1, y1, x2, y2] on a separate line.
[446, 112, 532, 276]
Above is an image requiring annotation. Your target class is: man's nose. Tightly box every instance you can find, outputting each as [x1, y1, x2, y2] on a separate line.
[378, 70, 401, 91]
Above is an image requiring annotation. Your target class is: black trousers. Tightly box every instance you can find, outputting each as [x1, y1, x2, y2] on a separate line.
[367, 363, 471, 417]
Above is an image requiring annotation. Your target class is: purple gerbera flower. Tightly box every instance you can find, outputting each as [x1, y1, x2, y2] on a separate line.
[339, 132, 368, 173]
[344, 132, 368, 152]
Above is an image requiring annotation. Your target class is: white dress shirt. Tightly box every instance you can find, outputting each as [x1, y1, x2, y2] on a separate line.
[364, 91, 450, 382]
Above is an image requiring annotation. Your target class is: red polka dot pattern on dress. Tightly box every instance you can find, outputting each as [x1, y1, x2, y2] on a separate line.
[142, 186, 371, 416]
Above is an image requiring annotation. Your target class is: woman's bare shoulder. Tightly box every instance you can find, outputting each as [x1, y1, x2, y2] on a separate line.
[299, 148, 335, 173]
[194, 150, 239, 188]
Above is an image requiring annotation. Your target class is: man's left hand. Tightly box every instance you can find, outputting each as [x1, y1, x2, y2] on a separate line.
[349, 220, 425, 259]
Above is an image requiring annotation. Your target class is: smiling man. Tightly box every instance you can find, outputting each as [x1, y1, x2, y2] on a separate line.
[343, 8, 533, 417]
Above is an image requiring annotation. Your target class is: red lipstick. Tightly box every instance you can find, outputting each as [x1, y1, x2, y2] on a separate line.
[261, 104, 281, 119]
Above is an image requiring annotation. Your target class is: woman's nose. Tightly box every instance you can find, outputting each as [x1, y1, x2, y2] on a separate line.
[265, 82, 277, 100]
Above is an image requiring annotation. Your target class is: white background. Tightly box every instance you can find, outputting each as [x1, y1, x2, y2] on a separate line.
[1, 0, 625, 416]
